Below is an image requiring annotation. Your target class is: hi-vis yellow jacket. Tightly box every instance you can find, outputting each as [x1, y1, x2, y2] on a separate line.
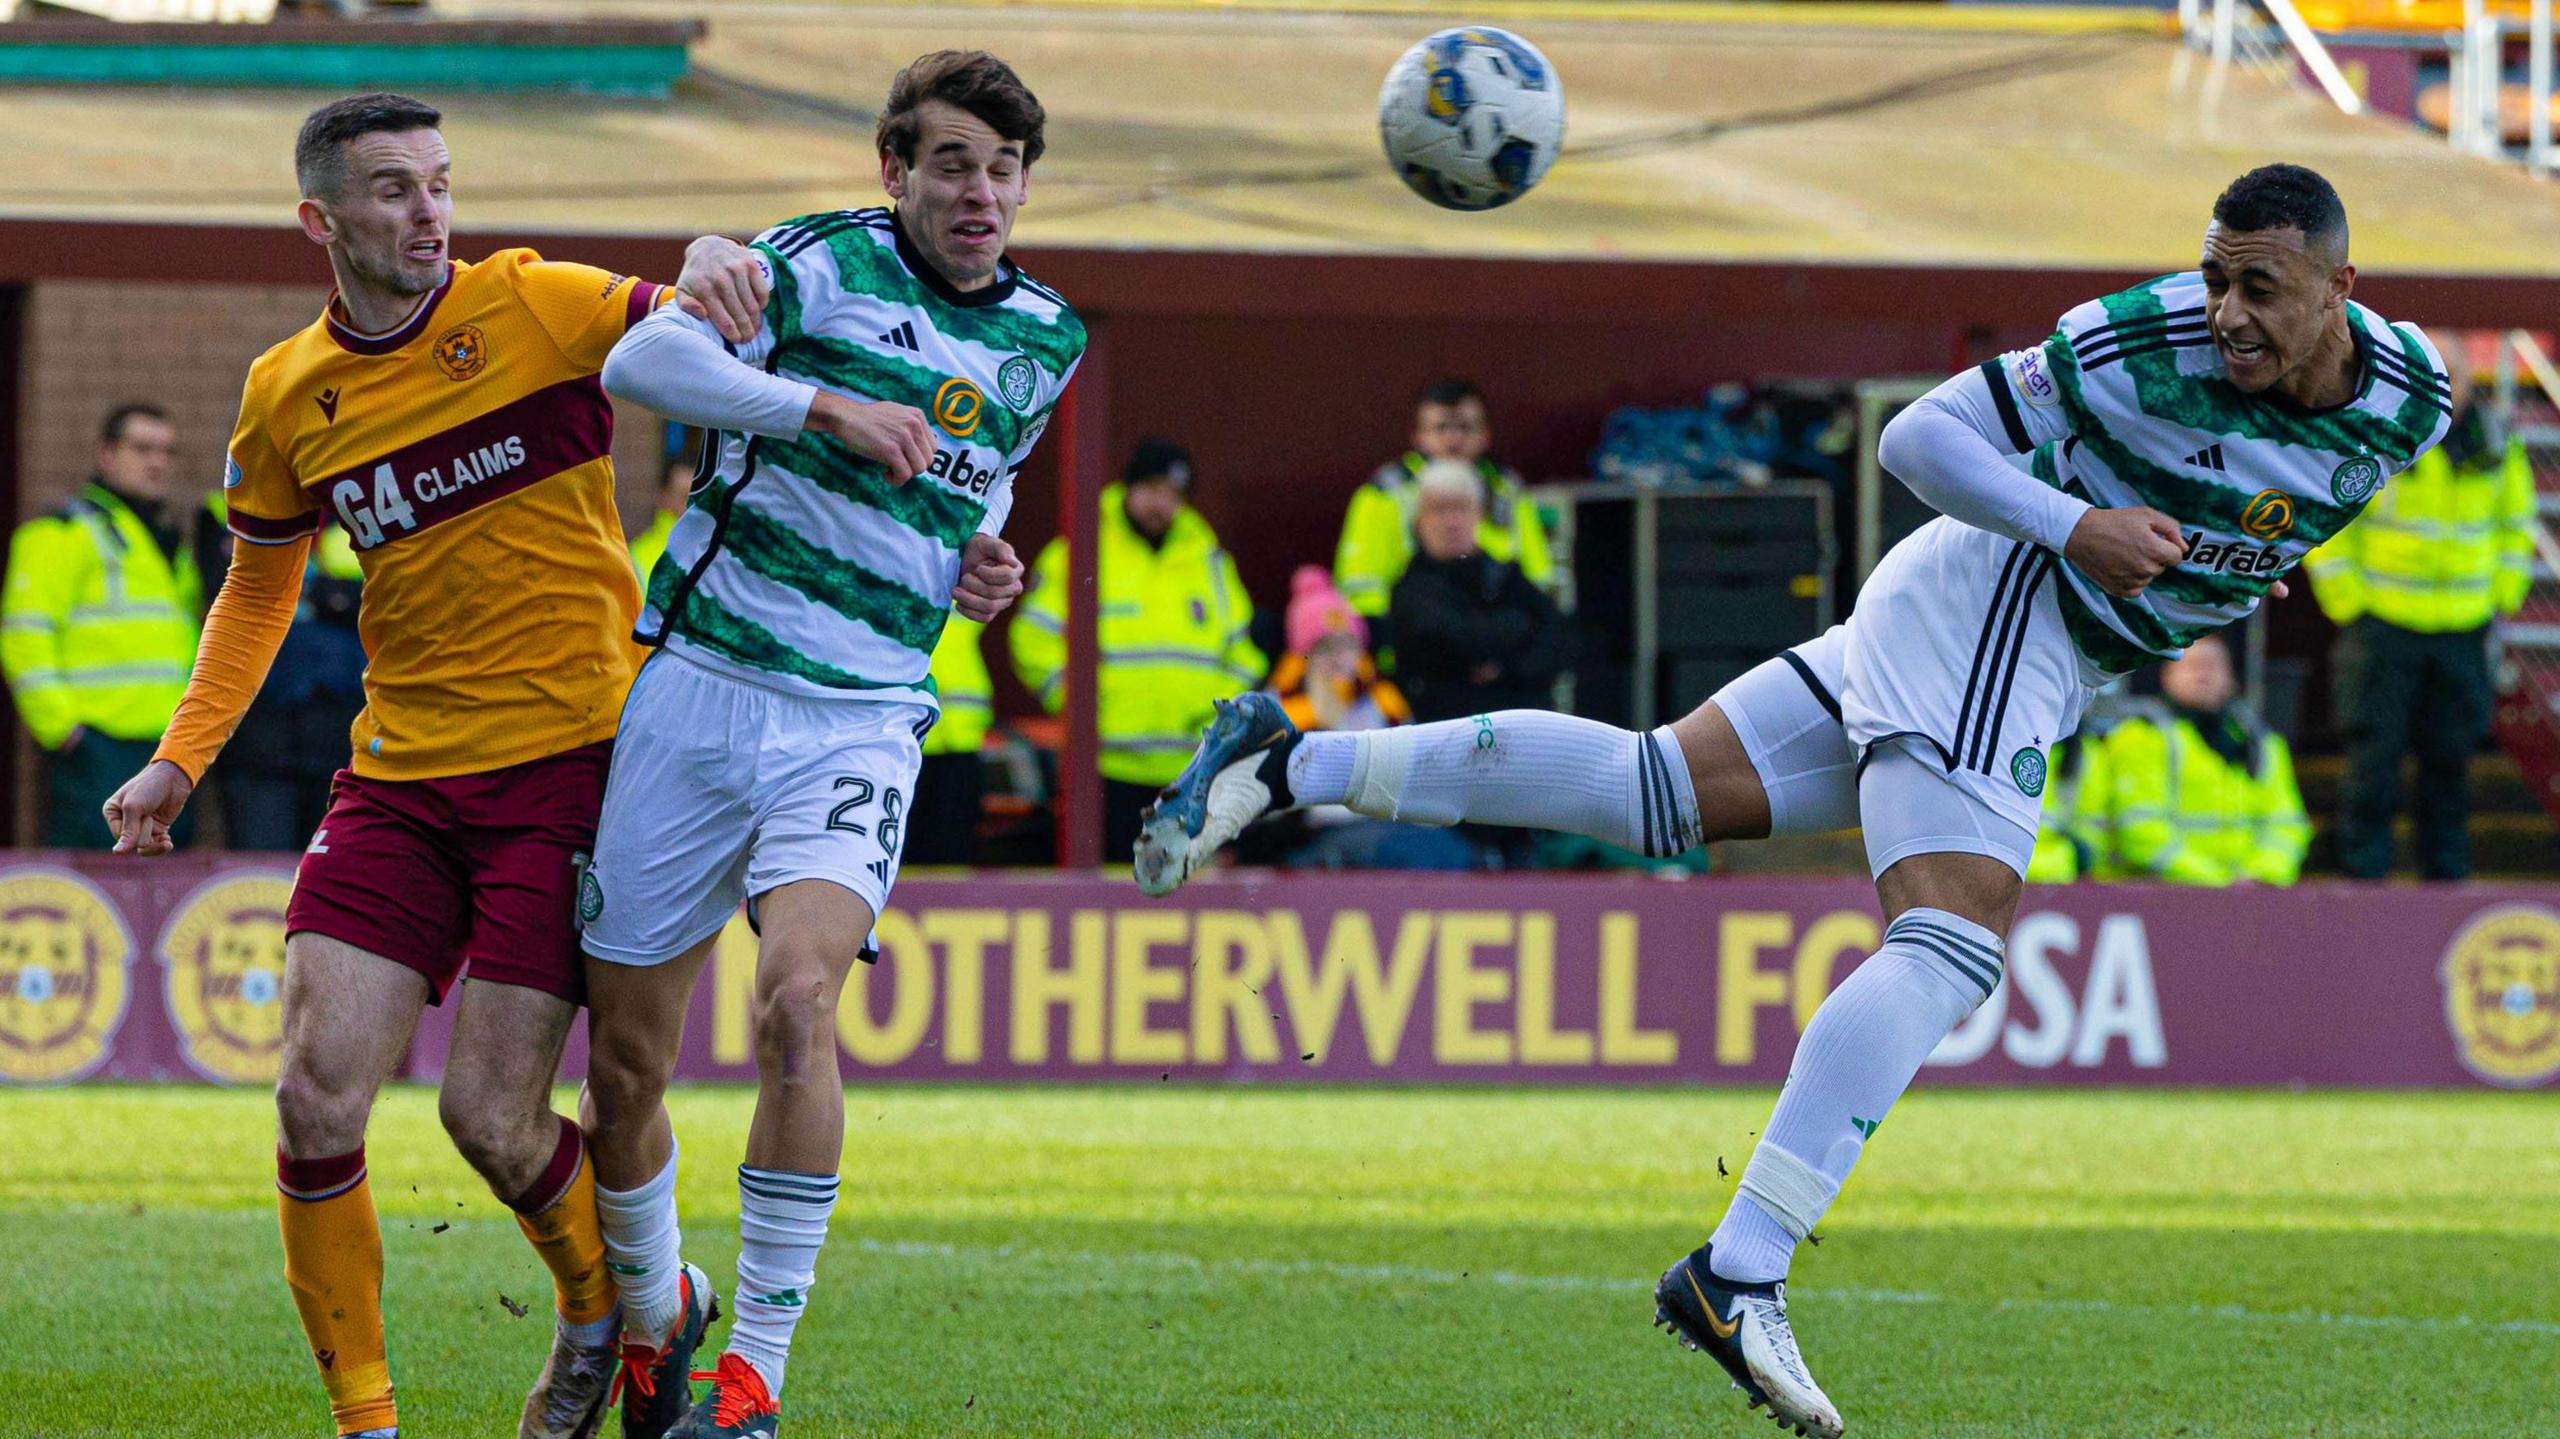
[2025, 733, 2112, 883]
[2100, 702, 2309, 887]
[2304, 437, 2535, 633]
[629, 508, 679, 583]
[1, 483, 207, 747]
[924, 616, 992, 758]
[1012, 485, 1265, 787]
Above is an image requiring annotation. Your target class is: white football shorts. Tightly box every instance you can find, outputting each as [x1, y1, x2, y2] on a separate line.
[582, 651, 932, 967]
[1714, 517, 2107, 878]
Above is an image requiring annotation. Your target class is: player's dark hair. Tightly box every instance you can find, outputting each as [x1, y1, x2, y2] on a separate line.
[98, 402, 170, 446]
[295, 92, 443, 202]
[876, 51, 1046, 168]
[2212, 163, 2348, 263]
[1418, 378, 1482, 410]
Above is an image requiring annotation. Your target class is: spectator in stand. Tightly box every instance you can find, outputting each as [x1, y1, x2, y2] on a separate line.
[1, 403, 220, 848]
[1012, 438, 1263, 861]
[2099, 634, 2308, 886]
[213, 516, 366, 850]
[1273, 568, 1409, 734]
[1333, 378, 1554, 644]
[906, 616, 994, 866]
[1255, 567, 1478, 870]
[1389, 459, 1573, 723]
[2304, 340, 2532, 881]
[628, 436, 698, 580]
[2023, 731, 2111, 883]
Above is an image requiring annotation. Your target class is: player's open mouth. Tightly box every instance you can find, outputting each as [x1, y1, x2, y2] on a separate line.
[2222, 338, 2269, 367]
[405, 240, 444, 261]
[952, 223, 996, 246]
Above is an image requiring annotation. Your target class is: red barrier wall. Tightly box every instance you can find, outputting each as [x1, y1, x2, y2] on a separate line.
[5, 858, 2554, 1091]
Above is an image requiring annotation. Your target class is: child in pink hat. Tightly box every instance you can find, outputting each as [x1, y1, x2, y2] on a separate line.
[1274, 567, 1405, 733]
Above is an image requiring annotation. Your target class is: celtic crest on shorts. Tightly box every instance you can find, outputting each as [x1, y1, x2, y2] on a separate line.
[576, 856, 603, 925]
[2011, 747, 2047, 797]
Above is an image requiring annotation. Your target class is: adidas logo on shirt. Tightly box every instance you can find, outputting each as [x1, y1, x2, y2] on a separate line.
[876, 321, 920, 351]
[2181, 443, 2227, 471]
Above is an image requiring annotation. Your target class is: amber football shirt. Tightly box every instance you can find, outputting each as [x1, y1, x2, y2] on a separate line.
[221, 249, 666, 780]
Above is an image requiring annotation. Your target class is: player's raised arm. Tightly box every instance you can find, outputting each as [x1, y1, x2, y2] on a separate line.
[1880, 359, 2183, 599]
[602, 275, 938, 484]
[602, 300, 808, 432]
[1878, 360, 2091, 552]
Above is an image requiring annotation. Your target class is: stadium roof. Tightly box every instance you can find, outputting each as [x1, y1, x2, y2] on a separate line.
[0, 0, 2553, 276]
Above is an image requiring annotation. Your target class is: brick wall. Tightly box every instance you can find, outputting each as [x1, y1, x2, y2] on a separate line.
[20, 280, 322, 519]
[16, 277, 677, 530]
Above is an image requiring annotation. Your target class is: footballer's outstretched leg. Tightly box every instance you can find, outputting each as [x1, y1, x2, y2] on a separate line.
[1654, 1245, 1843, 1438]
[1137, 700, 1725, 897]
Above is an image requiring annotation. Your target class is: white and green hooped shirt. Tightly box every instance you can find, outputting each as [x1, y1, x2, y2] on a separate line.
[608, 207, 1085, 710]
[1985, 272, 2452, 673]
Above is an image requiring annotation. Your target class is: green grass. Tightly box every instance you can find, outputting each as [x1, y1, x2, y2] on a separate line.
[4, 1085, 2557, 1438]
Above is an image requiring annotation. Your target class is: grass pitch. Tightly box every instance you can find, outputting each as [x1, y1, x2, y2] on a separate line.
[4, 1084, 2555, 1438]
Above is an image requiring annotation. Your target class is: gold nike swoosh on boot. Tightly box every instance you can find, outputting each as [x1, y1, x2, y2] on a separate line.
[1686, 1271, 1741, 1339]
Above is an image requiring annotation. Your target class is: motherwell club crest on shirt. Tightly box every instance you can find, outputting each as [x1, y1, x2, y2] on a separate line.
[433, 324, 489, 381]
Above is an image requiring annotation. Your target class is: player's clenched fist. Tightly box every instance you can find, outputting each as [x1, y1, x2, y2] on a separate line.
[953, 534, 1024, 622]
[809, 392, 936, 485]
[102, 759, 193, 858]
[2065, 505, 2187, 598]
[672, 234, 770, 345]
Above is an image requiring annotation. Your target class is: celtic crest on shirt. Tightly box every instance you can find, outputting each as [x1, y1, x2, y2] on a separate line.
[997, 354, 1038, 411]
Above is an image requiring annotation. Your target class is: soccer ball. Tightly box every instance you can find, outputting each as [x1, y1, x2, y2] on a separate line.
[1377, 27, 1565, 211]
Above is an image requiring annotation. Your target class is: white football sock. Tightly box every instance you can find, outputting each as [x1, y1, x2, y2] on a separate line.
[1708, 908, 2002, 1284]
[727, 1167, 839, 1397]
[1286, 713, 1700, 856]
[595, 1144, 685, 1343]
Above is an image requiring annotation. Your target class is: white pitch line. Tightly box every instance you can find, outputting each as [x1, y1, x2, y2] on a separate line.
[45, 1207, 2556, 1339]
[849, 1237, 2560, 1338]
